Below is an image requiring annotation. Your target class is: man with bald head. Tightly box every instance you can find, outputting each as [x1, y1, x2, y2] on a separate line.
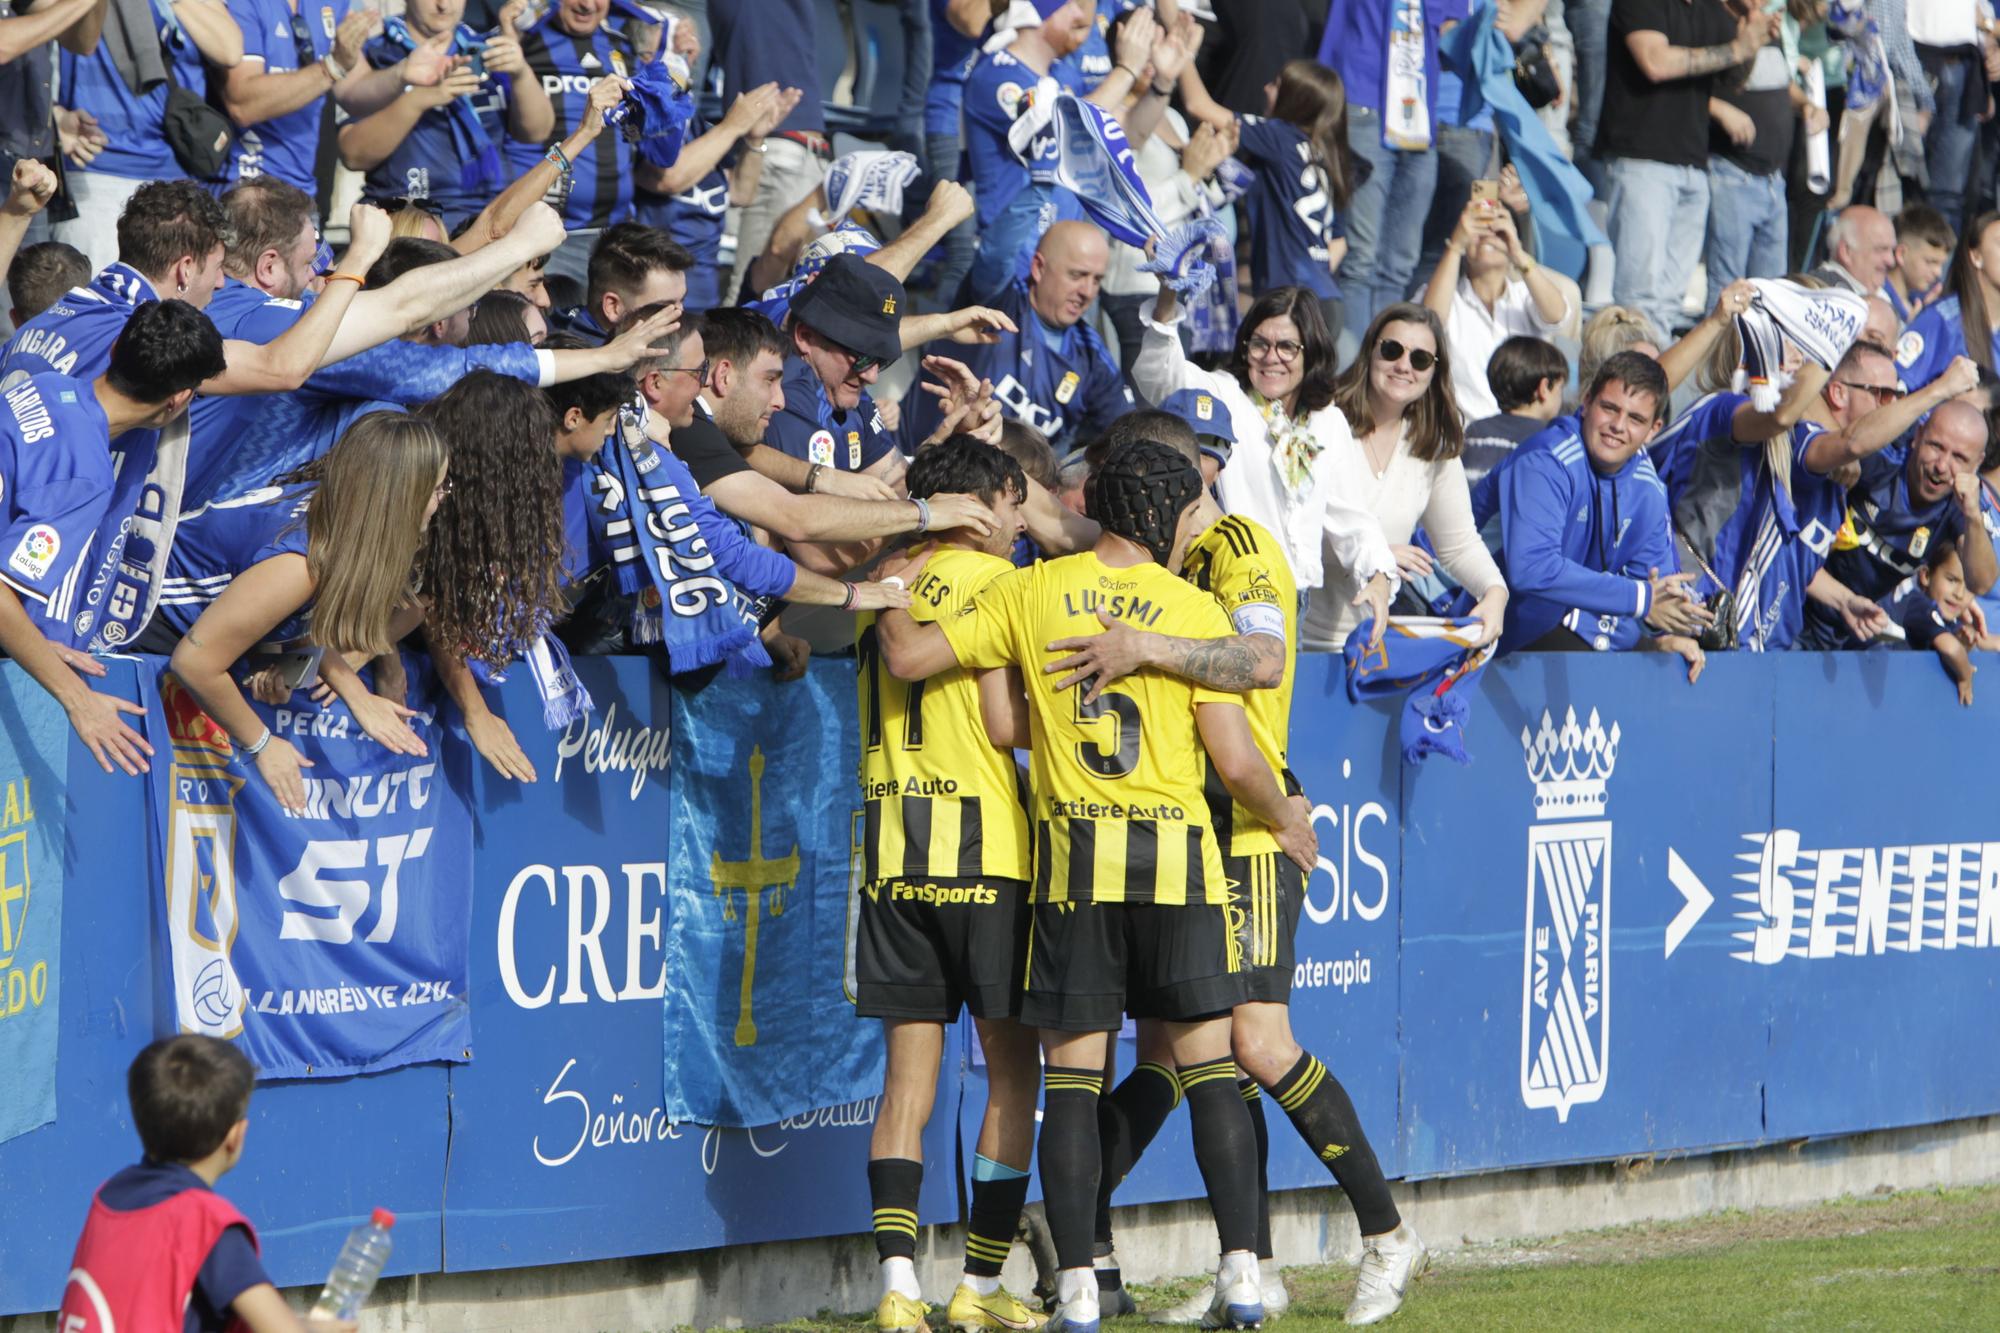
[903, 220, 1134, 454]
[1813, 206, 1899, 298]
[1805, 395, 2000, 647]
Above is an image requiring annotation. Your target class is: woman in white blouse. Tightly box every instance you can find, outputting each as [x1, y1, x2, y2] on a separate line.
[1304, 302, 1510, 652]
[1423, 190, 1572, 422]
[1134, 284, 1401, 637]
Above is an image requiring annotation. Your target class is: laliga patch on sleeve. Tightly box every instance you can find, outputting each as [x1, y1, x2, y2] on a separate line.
[1230, 600, 1286, 642]
[808, 429, 836, 466]
[1895, 329, 1923, 367]
[8, 524, 60, 582]
[997, 81, 1024, 116]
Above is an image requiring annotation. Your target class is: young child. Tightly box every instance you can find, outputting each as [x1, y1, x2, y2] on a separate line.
[58, 1035, 351, 1332]
[1881, 538, 1988, 706]
[1886, 204, 1955, 324]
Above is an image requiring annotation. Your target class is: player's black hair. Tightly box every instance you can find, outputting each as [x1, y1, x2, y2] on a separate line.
[128, 1035, 256, 1163]
[907, 436, 1027, 510]
[541, 331, 636, 425]
[364, 237, 458, 288]
[1086, 440, 1203, 567]
[105, 299, 228, 404]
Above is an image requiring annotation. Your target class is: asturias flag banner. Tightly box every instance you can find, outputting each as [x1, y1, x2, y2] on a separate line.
[664, 662, 883, 1128]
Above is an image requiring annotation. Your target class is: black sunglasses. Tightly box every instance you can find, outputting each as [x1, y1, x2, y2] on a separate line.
[1376, 338, 1437, 373]
[366, 194, 445, 217]
[287, 12, 316, 68]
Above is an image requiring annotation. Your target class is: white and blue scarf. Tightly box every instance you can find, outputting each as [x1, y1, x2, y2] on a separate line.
[585, 405, 770, 675]
[377, 17, 504, 197]
[1006, 81, 1227, 297]
[823, 150, 922, 226]
[1382, 0, 1432, 151]
[468, 633, 594, 730]
[1733, 279, 1867, 411]
[1343, 616, 1496, 766]
[614, 49, 697, 169]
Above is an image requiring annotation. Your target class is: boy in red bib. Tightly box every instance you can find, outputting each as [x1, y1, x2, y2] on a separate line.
[59, 1035, 351, 1333]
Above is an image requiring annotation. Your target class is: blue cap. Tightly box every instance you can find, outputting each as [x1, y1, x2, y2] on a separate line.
[1158, 388, 1235, 465]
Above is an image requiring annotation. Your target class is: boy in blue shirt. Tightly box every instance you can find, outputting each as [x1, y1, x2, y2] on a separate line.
[1495, 351, 1710, 654]
[1882, 538, 1983, 705]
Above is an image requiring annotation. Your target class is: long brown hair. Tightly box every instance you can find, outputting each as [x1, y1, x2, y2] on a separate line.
[1333, 302, 1463, 462]
[1947, 212, 2000, 378]
[303, 412, 446, 656]
[417, 373, 568, 665]
[1270, 59, 1353, 210]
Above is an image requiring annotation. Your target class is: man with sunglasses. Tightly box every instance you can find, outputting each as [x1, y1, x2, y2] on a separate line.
[768, 253, 909, 491]
[1654, 343, 1987, 651]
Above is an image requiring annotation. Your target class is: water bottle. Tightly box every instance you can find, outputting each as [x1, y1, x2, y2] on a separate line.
[308, 1207, 396, 1320]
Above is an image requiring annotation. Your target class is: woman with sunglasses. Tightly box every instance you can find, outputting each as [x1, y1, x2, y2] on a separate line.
[163, 412, 449, 813]
[1133, 283, 1402, 638]
[1303, 303, 1509, 652]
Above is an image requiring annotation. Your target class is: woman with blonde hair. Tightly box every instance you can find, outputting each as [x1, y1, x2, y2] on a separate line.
[165, 412, 448, 812]
[1305, 302, 1508, 651]
[1577, 306, 1662, 401]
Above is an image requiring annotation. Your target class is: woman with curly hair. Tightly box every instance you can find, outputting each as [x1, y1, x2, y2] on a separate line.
[414, 372, 574, 783]
[164, 412, 447, 812]
[1304, 301, 1508, 653]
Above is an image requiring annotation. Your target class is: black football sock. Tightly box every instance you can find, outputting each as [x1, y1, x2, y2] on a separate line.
[1178, 1056, 1260, 1255]
[1270, 1051, 1400, 1236]
[1240, 1077, 1273, 1260]
[869, 1157, 924, 1262]
[1039, 1065, 1106, 1273]
[1093, 1060, 1182, 1249]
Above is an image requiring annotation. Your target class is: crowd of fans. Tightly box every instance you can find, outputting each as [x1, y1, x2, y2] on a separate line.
[6, 0, 2000, 1328]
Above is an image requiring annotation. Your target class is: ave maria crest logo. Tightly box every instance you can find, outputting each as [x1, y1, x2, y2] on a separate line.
[1519, 707, 1617, 1123]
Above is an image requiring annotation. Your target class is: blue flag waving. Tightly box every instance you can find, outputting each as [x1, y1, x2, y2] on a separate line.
[1343, 617, 1497, 766]
[1005, 81, 1226, 296]
[141, 658, 474, 1078]
[664, 662, 882, 1128]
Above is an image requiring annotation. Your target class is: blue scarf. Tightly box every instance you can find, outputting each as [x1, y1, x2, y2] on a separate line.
[584, 407, 770, 675]
[611, 49, 696, 168]
[1006, 81, 1226, 297]
[1343, 616, 1496, 766]
[378, 18, 504, 197]
[467, 633, 594, 730]
[1441, 4, 1606, 281]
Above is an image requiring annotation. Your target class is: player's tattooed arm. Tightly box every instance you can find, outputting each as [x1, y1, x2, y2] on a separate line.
[1046, 608, 1280, 701]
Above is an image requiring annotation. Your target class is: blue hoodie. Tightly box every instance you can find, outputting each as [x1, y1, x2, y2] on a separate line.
[1496, 415, 1677, 653]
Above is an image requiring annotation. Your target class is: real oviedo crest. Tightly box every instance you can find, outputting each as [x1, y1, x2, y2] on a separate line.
[1519, 707, 1617, 1123]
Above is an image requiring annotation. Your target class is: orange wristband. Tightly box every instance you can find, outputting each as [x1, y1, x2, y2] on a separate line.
[325, 272, 366, 288]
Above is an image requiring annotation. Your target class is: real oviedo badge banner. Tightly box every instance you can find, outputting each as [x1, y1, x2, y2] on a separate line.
[0, 663, 66, 1145]
[140, 659, 474, 1078]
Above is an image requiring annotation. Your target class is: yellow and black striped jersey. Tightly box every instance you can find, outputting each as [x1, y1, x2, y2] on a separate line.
[940, 551, 1237, 906]
[857, 546, 1031, 884]
[1183, 515, 1297, 857]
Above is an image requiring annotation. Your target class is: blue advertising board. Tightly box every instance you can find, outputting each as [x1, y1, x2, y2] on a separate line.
[4, 649, 2000, 1317]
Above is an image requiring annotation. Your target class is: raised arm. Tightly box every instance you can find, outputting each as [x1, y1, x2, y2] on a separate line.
[0, 160, 55, 290]
[0, 0, 102, 63]
[173, 0, 243, 66]
[454, 77, 626, 255]
[871, 180, 974, 282]
[1658, 280, 1753, 392]
[202, 204, 394, 395]
[1804, 356, 1980, 473]
[636, 83, 788, 195]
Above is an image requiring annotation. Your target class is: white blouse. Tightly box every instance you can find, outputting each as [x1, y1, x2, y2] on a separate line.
[1302, 419, 1508, 652]
[1132, 308, 1397, 596]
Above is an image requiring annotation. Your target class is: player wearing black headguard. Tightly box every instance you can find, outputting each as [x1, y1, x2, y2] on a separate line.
[875, 440, 1317, 1333]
